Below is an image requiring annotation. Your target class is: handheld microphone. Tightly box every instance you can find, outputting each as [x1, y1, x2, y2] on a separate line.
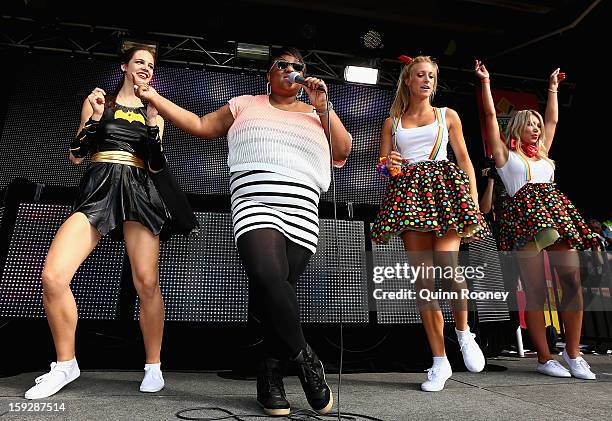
[288, 72, 327, 92]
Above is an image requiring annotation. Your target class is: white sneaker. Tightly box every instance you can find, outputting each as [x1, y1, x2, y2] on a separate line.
[421, 360, 452, 392]
[536, 359, 571, 378]
[140, 364, 165, 393]
[456, 330, 486, 373]
[562, 349, 596, 380]
[25, 360, 80, 399]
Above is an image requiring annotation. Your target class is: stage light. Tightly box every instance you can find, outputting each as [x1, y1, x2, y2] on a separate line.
[236, 43, 270, 61]
[361, 30, 384, 49]
[344, 66, 379, 85]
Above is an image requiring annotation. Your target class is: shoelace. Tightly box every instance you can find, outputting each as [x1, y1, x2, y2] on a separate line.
[426, 367, 440, 381]
[301, 356, 324, 388]
[458, 333, 476, 352]
[547, 360, 567, 370]
[268, 374, 286, 395]
[575, 358, 591, 371]
[35, 362, 68, 384]
[260, 362, 285, 396]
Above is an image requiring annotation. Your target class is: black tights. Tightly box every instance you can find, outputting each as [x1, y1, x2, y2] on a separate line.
[237, 228, 313, 360]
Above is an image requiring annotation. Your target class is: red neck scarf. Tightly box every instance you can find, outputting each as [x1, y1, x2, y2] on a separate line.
[520, 143, 539, 158]
[510, 138, 539, 158]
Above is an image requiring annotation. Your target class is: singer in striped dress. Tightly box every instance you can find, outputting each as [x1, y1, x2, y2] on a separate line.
[135, 47, 352, 416]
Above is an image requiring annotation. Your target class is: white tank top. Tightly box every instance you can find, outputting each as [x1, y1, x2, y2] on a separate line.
[496, 150, 554, 197]
[393, 107, 448, 163]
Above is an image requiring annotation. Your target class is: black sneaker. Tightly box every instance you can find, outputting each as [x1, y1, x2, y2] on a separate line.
[256, 358, 290, 416]
[293, 344, 333, 414]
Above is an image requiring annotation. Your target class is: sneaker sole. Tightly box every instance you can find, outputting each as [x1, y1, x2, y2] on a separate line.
[314, 390, 334, 415]
[140, 384, 165, 393]
[421, 383, 447, 392]
[569, 372, 596, 380]
[466, 362, 486, 373]
[257, 400, 290, 416]
[25, 370, 80, 400]
[536, 369, 571, 378]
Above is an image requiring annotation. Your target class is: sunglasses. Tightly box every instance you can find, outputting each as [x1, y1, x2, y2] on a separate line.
[272, 60, 305, 72]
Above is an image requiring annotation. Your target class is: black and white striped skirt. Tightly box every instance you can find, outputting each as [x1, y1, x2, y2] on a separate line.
[230, 170, 321, 254]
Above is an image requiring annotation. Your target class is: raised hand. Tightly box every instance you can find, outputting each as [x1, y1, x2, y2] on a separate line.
[549, 68, 566, 89]
[87, 88, 106, 119]
[474, 60, 489, 80]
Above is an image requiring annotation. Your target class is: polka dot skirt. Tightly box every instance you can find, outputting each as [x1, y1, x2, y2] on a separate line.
[371, 160, 490, 244]
[498, 183, 598, 251]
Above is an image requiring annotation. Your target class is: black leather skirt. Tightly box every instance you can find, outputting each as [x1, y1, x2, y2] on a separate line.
[73, 162, 168, 238]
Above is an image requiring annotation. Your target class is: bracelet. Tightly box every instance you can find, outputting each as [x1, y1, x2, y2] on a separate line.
[481, 77, 490, 84]
[548, 88, 558, 93]
[147, 125, 161, 139]
[315, 101, 334, 116]
[70, 118, 100, 158]
[85, 118, 100, 129]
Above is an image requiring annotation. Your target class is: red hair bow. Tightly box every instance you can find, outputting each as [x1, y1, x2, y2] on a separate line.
[398, 55, 413, 64]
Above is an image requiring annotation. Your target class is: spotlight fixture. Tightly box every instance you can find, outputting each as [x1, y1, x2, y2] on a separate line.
[361, 30, 383, 49]
[344, 66, 379, 85]
[236, 42, 270, 61]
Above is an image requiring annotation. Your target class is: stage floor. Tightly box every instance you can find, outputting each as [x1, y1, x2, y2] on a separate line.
[1, 355, 611, 420]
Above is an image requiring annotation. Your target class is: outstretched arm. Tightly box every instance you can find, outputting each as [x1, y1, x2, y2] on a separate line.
[134, 75, 234, 139]
[475, 60, 508, 168]
[544, 68, 565, 152]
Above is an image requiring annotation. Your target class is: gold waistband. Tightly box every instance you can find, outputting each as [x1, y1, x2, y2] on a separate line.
[91, 151, 145, 169]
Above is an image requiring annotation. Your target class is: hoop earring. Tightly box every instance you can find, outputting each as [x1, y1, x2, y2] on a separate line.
[266, 82, 271, 96]
[297, 88, 305, 99]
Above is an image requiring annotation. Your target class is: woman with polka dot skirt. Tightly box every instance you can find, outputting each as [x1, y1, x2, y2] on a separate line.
[371, 55, 489, 392]
[476, 59, 597, 380]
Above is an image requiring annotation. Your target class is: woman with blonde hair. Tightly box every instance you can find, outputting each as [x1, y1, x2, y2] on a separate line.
[372, 55, 488, 392]
[476, 59, 597, 379]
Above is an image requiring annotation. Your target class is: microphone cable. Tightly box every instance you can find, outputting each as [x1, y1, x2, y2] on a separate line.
[175, 407, 388, 421]
[321, 89, 344, 421]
